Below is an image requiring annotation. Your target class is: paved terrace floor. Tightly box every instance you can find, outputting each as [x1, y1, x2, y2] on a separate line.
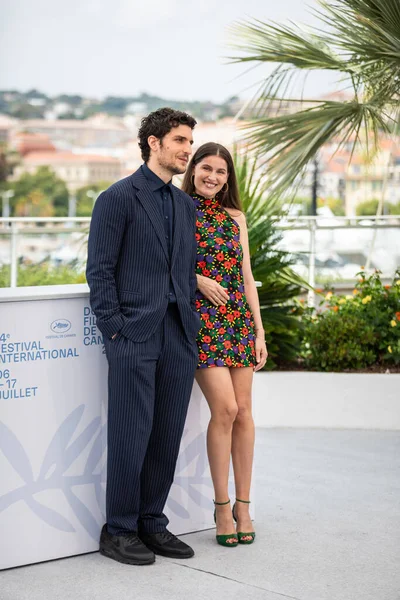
[2, 429, 400, 600]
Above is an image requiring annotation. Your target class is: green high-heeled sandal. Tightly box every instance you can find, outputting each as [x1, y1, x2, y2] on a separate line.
[213, 500, 238, 547]
[232, 498, 256, 544]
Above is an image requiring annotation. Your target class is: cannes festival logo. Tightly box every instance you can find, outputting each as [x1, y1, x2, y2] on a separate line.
[50, 319, 71, 333]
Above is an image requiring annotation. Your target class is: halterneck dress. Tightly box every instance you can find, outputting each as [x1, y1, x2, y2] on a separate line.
[193, 194, 257, 369]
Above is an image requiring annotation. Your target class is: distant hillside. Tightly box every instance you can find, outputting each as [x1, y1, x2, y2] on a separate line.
[0, 89, 242, 122]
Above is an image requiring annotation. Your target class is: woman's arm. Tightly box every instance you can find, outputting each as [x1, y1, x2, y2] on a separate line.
[196, 274, 229, 306]
[234, 212, 268, 370]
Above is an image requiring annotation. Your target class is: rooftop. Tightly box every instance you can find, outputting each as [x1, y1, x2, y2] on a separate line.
[23, 151, 121, 164]
[19, 115, 131, 132]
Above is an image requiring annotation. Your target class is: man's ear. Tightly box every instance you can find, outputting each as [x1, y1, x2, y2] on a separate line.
[147, 135, 159, 152]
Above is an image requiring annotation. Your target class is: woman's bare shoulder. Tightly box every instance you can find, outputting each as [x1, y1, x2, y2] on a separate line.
[225, 208, 245, 222]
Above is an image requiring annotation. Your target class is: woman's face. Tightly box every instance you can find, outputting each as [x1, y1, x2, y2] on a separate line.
[192, 154, 229, 198]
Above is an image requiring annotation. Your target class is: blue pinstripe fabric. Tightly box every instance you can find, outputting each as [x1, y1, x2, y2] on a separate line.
[104, 305, 197, 534]
[86, 168, 200, 535]
[86, 169, 200, 343]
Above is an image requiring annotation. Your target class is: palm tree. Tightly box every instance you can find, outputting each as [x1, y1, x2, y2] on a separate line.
[234, 149, 307, 368]
[229, 0, 400, 194]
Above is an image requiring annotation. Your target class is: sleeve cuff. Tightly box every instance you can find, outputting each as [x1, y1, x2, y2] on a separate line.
[95, 312, 126, 340]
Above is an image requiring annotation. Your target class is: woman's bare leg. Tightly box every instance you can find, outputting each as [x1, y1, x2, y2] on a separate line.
[230, 367, 255, 538]
[196, 367, 237, 541]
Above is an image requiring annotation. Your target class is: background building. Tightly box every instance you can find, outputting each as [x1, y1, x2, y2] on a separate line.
[13, 151, 122, 192]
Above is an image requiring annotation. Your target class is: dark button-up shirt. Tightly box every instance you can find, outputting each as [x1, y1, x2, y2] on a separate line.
[141, 163, 176, 302]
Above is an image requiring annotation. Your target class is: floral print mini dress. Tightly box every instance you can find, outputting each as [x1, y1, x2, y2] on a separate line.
[193, 194, 257, 369]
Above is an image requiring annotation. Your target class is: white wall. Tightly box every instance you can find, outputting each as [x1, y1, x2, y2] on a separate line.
[254, 372, 400, 430]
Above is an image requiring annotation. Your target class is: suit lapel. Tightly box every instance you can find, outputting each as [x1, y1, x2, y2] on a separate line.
[133, 174, 169, 263]
[171, 188, 182, 268]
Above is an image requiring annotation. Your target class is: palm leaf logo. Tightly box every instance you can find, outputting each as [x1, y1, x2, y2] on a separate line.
[0, 406, 105, 541]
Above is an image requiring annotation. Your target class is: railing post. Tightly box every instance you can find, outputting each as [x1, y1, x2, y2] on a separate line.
[67, 194, 77, 228]
[1, 190, 14, 226]
[307, 219, 316, 307]
[10, 222, 18, 288]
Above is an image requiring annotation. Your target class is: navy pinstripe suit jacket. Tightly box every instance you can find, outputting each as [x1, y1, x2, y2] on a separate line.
[86, 168, 200, 343]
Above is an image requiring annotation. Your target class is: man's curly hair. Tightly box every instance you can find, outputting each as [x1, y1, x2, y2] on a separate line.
[138, 107, 197, 162]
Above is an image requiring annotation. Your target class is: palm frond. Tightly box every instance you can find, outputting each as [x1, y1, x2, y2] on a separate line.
[228, 17, 353, 113]
[229, 18, 348, 71]
[229, 0, 400, 193]
[318, 0, 400, 102]
[241, 99, 390, 191]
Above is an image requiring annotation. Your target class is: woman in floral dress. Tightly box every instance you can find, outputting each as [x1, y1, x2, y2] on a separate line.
[182, 143, 267, 546]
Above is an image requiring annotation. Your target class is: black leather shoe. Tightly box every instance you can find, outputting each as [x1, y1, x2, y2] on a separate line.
[99, 524, 155, 565]
[139, 530, 194, 559]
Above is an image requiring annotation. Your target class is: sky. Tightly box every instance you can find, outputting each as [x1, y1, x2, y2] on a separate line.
[0, 0, 339, 103]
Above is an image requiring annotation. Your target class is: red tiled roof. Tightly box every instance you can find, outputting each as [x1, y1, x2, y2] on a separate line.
[15, 133, 56, 155]
[324, 159, 347, 174]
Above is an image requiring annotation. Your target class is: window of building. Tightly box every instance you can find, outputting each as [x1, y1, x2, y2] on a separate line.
[372, 180, 382, 191]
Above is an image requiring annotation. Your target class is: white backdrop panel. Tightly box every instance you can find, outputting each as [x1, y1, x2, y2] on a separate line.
[0, 297, 213, 569]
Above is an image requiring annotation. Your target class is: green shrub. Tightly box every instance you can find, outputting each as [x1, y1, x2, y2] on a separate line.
[388, 201, 400, 215]
[302, 311, 376, 371]
[356, 199, 400, 216]
[356, 199, 379, 216]
[8, 166, 69, 217]
[0, 263, 86, 287]
[322, 196, 345, 216]
[300, 270, 400, 370]
[76, 182, 111, 216]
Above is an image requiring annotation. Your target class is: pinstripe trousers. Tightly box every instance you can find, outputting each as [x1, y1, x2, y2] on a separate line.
[104, 304, 198, 535]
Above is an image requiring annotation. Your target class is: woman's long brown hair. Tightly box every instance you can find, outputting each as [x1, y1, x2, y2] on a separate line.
[181, 142, 242, 211]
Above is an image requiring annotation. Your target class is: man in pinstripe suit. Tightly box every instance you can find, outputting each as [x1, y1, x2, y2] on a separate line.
[86, 108, 200, 565]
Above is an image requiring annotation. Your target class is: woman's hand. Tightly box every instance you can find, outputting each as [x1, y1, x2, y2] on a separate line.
[197, 274, 229, 306]
[254, 333, 268, 372]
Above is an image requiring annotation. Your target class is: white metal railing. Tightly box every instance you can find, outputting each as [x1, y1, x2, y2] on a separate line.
[0, 218, 90, 288]
[273, 215, 400, 305]
[1, 215, 399, 306]
[272, 214, 400, 227]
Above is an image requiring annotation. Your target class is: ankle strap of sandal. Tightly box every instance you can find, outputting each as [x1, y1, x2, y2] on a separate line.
[235, 498, 251, 504]
[213, 499, 231, 506]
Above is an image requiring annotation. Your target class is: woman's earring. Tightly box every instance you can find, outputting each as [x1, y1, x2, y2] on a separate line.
[222, 182, 229, 193]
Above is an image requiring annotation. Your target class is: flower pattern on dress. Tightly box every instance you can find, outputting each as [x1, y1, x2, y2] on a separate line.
[193, 194, 257, 368]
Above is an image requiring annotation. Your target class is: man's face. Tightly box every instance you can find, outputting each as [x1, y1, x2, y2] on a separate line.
[151, 125, 194, 175]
